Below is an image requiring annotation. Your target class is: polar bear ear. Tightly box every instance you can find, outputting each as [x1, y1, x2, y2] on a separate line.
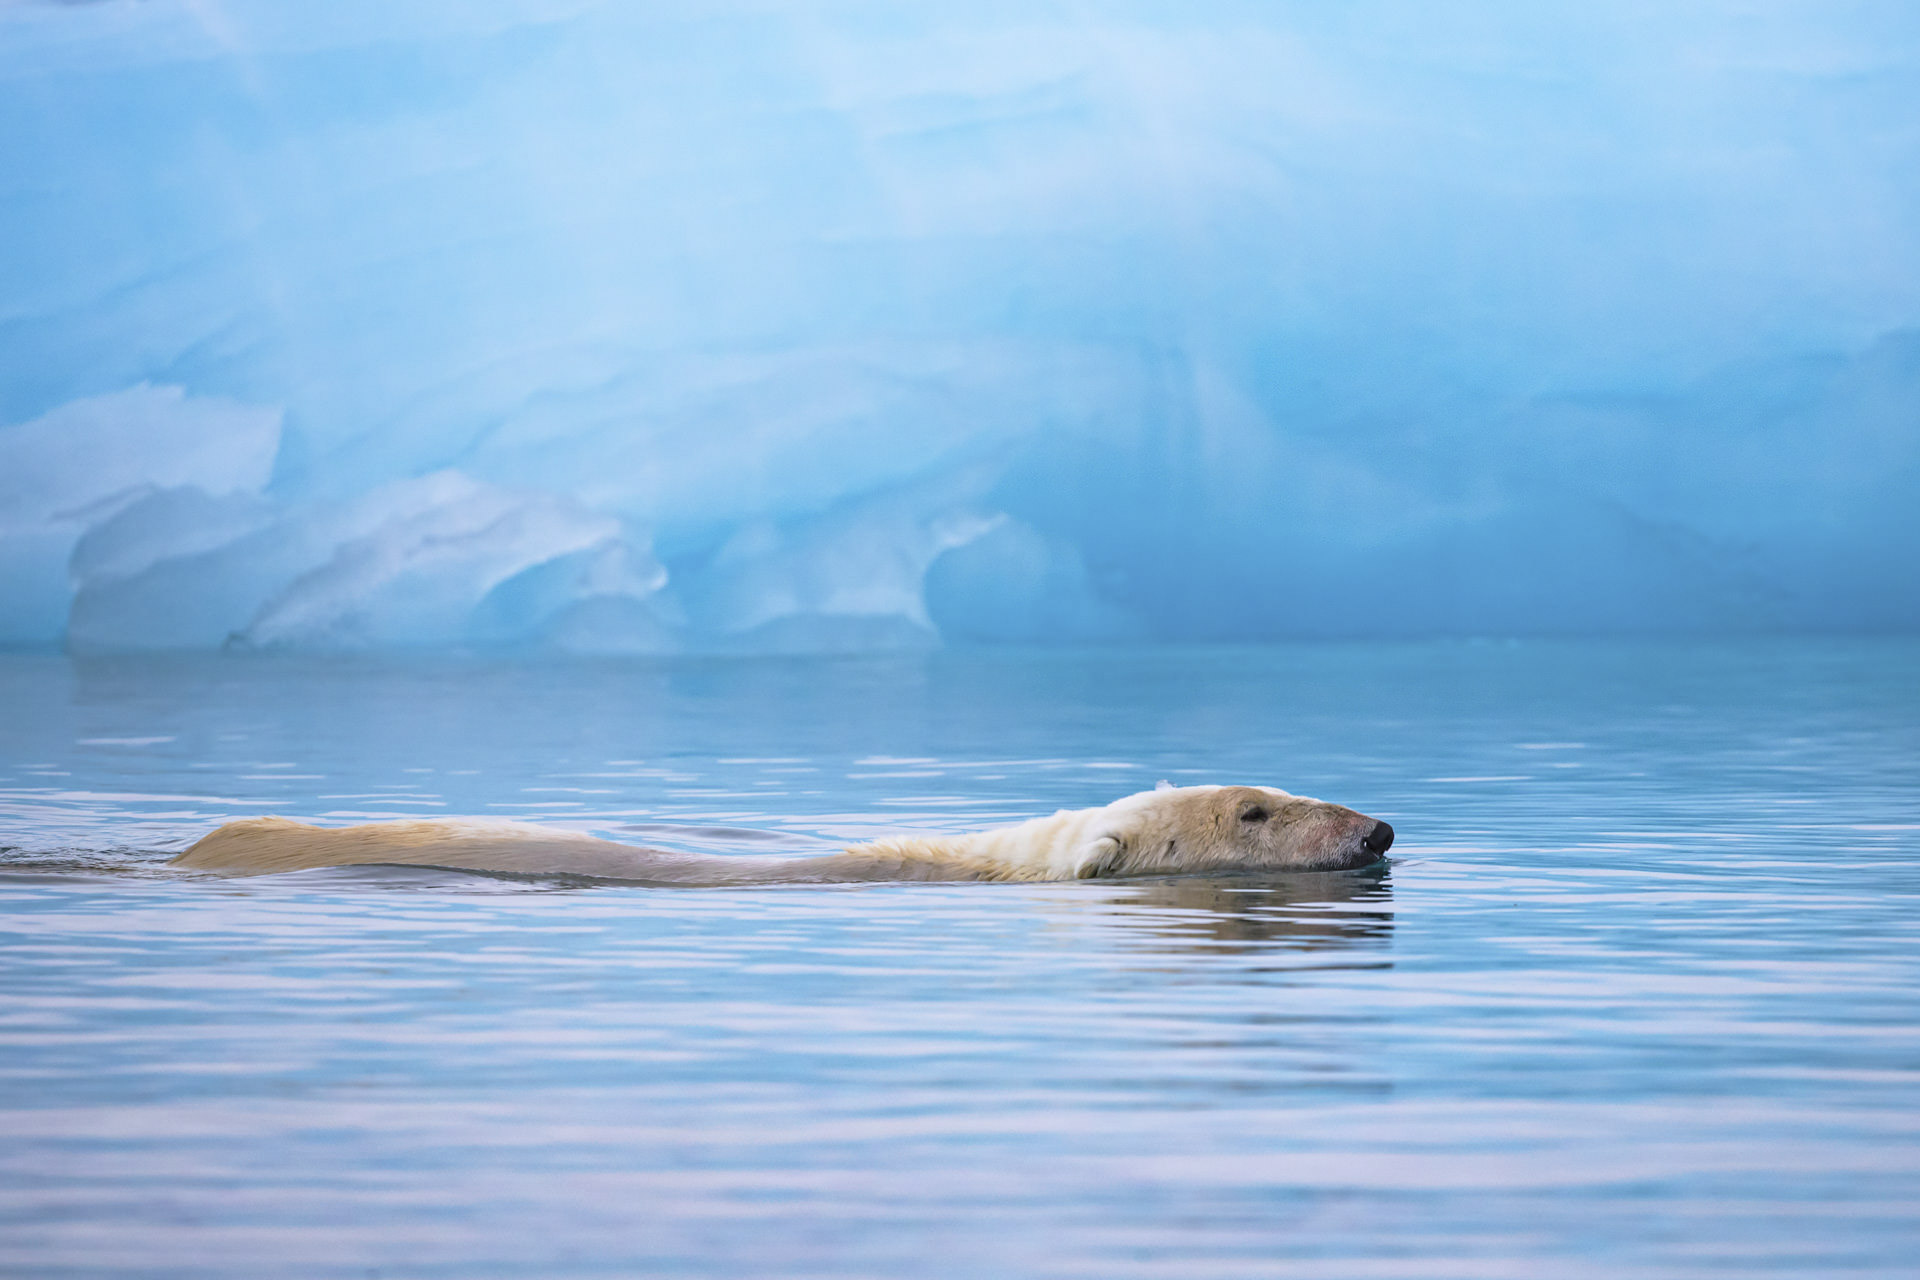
[1155, 779, 1174, 791]
[1076, 834, 1127, 880]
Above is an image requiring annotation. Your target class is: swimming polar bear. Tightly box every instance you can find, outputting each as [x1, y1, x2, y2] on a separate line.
[170, 784, 1394, 885]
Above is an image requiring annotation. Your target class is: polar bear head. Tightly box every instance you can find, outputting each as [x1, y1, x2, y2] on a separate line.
[1077, 784, 1393, 878]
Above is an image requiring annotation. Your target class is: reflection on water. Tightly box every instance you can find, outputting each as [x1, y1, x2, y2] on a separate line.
[2, 641, 1919, 1278]
[1094, 867, 1394, 953]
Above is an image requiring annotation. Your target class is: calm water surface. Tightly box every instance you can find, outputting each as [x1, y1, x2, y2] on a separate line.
[2, 641, 1917, 1278]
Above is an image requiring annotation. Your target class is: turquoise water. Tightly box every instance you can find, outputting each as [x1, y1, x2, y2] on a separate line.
[2, 641, 1917, 1278]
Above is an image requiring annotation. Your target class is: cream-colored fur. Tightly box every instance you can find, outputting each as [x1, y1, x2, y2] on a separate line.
[170, 785, 1391, 884]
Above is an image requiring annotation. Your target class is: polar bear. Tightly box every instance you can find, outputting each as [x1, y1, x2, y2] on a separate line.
[170, 784, 1394, 884]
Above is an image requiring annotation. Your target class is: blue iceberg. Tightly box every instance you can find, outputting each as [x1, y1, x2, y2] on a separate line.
[2, 0, 1916, 649]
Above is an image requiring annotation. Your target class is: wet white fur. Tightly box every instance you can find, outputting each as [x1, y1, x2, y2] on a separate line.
[172, 784, 1383, 884]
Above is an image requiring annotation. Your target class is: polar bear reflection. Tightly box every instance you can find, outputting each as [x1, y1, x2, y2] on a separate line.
[1091, 865, 1393, 954]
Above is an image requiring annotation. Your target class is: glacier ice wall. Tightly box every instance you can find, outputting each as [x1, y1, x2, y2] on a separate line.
[2, 0, 1917, 650]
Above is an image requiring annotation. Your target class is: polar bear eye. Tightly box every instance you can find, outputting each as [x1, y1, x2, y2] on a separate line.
[1239, 805, 1269, 824]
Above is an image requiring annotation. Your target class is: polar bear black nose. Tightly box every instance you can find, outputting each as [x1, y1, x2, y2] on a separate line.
[1362, 821, 1394, 856]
